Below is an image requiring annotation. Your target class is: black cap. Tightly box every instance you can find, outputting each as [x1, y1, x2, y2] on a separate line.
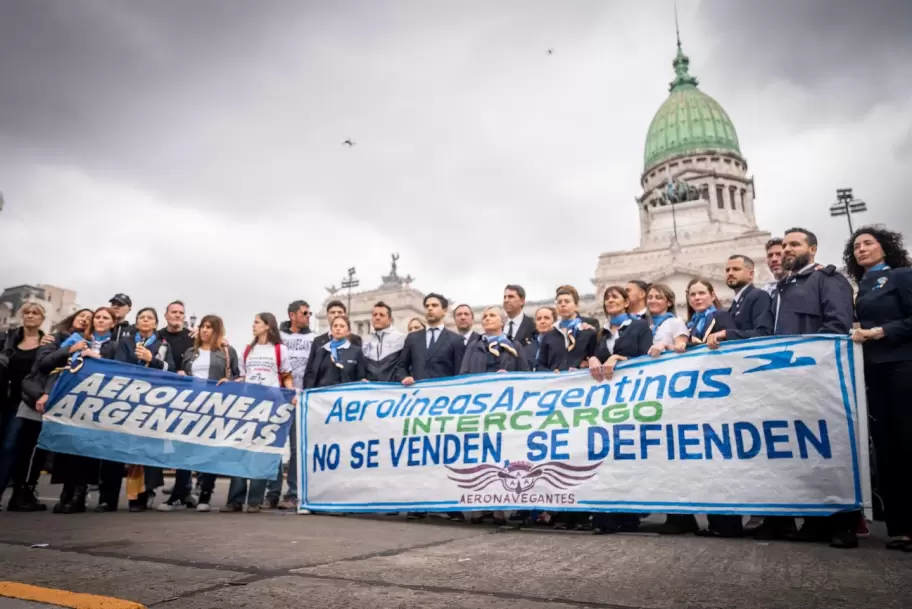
[110, 293, 132, 307]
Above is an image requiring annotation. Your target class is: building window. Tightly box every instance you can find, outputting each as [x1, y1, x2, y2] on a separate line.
[683, 159, 692, 164]
[701, 184, 709, 200]
[729, 186, 737, 210]
[723, 158, 732, 164]
[669, 162, 678, 169]
[716, 185, 724, 209]
[740, 189, 746, 212]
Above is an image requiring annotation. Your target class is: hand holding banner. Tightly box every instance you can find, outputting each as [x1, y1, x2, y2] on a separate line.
[38, 358, 296, 480]
[299, 336, 869, 516]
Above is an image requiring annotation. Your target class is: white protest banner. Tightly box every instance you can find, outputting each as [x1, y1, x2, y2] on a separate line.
[298, 335, 869, 516]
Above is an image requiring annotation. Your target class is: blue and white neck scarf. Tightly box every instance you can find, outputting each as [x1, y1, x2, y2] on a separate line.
[610, 313, 631, 328]
[687, 305, 717, 338]
[135, 333, 158, 349]
[650, 312, 674, 336]
[327, 338, 349, 368]
[866, 262, 890, 274]
[558, 316, 583, 350]
[485, 334, 517, 357]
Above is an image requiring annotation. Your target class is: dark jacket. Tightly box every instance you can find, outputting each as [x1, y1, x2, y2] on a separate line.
[459, 336, 530, 375]
[855, 267, 912, 364]
[302, 331, 361, 388]
[507, 315, 536, 346]
[537, 324, 597, 372]
[111, 321, 134, 343]
[36, 334, 118, 400]
[115, 334, 175, 371]
[397, 327, 466, 381]
[688, 310, 738, 346]
[158, 327, 194, 370]
[773, 265, 854, 336]
[727, 285, 774, 340]
[181, 345, 240, 381]
[594, 319, 652, 362]
[307, 342, 367, 388]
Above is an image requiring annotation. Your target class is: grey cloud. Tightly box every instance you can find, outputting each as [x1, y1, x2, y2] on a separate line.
[699, 0, 912, 119]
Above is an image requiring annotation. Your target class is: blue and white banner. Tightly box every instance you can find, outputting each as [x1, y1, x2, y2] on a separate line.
[298, 335, 870, 516]
[39, 358, 295, 480]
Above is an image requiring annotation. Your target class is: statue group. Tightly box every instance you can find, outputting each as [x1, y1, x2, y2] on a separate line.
[664, 178, 701, 204]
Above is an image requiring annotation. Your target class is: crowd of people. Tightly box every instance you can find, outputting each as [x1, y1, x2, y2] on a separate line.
[0, 225, 909, 553]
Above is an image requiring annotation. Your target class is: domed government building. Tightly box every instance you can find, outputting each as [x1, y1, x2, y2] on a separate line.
[319, 40, 773, 335]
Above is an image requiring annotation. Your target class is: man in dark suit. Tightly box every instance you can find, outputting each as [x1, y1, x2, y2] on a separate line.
[398, 293, 466, 385]
[453, 304, 480, 347]
[398, 293, 467, 521]
[707, 254, 773, 349]
[503, 284, 535, 346]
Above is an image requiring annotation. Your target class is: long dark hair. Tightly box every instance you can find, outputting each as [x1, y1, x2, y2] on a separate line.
[843, 225, 911, 282]
[195, 315, 226, 350]
[685, 278, 722, 321]
[251, 312, 282, 348]
[55, 308, 94, 334]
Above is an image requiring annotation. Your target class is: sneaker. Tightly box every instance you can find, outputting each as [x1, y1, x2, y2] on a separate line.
[298, 509, 311, 515]
[278, 497, 297, 510]
[157, 500, 186, 512]
[246, 505, 261, 513]
[223, 503, 243, 513]
[264, 496, 279, 510]
[196, 503, 211, 513]
[856, 517, 870, 538]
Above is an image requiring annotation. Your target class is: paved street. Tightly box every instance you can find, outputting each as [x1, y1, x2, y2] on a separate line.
[0, 478, 909, 609]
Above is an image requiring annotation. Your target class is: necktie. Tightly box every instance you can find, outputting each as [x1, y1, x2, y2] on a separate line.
[428, 327, 438, 348]
[507, 321, 514, 341]
[376, 332, 384, 358]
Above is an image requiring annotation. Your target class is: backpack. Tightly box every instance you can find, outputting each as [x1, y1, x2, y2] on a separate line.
[243, 342, 284, 384]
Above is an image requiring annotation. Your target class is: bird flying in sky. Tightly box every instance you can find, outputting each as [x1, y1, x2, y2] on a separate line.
[342, 139, 355, 147]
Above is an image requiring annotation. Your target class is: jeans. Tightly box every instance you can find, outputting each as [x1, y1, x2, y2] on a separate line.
[0, 412, 24, 493]
[169, 471, 216, 503]
[228, 477, 267, 507]
[266, 424, 297, 500]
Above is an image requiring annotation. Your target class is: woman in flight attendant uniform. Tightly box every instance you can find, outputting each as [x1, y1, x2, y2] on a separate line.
[588, 286, 652, 535]
[537, 285, 597, 374]
[846, 226, 912, 551]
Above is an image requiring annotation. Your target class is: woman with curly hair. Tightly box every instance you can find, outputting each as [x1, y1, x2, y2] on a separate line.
[845, 226, 912, 551]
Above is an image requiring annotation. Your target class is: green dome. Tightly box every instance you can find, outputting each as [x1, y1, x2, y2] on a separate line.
[643, 44, 741, 172]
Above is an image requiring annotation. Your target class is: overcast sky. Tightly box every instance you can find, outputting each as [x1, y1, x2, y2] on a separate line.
[1, 0, 909, 342]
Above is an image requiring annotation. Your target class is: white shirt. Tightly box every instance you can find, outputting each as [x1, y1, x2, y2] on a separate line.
[365, 327, 405, 361]
[505, 313, 524, 339]
[426, 324, 445, 348]
[458, 330, 474, 345]
[731, 286, 748, 305]
[240, 343, 292, 387]
[653, 317, 689, 347]
[281, 330, 315, 390]
[191, 349, 212, 379]
[631, 308, 648, 320]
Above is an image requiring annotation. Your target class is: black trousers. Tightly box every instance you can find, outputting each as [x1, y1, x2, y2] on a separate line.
[867, 360, 912, 537]
[168, 470, 216, 503]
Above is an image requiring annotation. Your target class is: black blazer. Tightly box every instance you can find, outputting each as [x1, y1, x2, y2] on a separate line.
[508, 315, 536, 346]
[397, 327, 466, 381]
[687, 310, 738, 346]
[855, 267, 912, 365]
[307, 343, 368, 388]
[302, 331, 362, 388]
[727, 285, 773, 340]
[536, 326, 597, 372]
[37, 337, 118, 398]
[594, 319, 652, 362]
[115, 334, 176, 371]
[459, 337, 530, 375]
[461, 331, 481, 348]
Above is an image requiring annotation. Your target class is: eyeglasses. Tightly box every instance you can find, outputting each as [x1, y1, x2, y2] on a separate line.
[302, 311, 312, 317]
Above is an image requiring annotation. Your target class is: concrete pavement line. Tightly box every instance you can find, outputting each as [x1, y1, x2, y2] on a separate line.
[0, 582, 146, 609]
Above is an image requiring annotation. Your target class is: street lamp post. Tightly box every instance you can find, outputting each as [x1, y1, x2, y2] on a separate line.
[341, 267, 359, 316]
[829, 188, 867, 237]
[190, 314, 198, 329]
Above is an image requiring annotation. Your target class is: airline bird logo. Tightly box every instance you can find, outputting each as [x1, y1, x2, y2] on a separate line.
[446, 460, 602, 493]
[743, 350, 816, 374]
